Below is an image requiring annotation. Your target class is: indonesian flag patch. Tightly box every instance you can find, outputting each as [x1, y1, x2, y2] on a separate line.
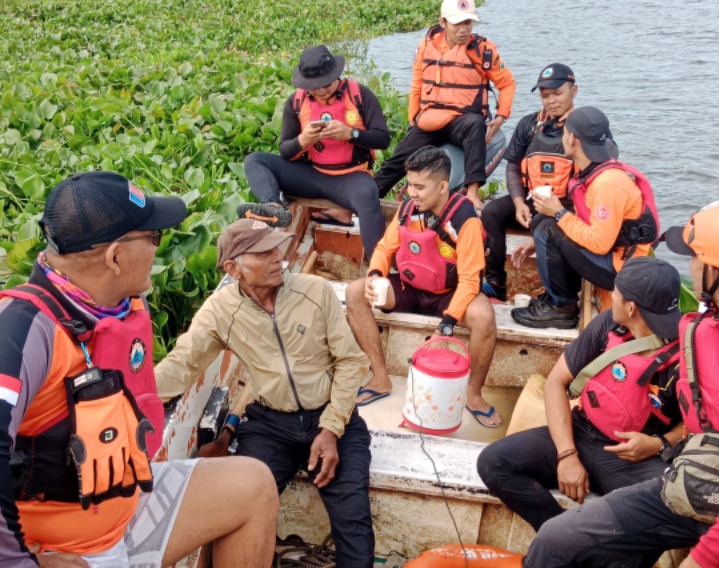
[0, 374, 21, 407]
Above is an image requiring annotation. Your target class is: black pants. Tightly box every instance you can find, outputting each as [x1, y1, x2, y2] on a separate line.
[532, 216, 617, 307]
[477, 409, 669, 532]
[524, 477, 709, 568]
[244, 152, 386, 257]
[234, 404, 375, 568]
[482, 194, 538, 288]
[374, 114, 488, 198]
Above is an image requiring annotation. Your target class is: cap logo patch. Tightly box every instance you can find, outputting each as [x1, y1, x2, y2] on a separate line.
[252, 220, 269, 230]
[542, 67, 554, 78]
[596, 205, 611, 223]
[458, 0, 469, 10]
[128, 183, 146, 208]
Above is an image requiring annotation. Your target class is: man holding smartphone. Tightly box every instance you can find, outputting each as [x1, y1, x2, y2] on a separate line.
[238, 45, 390, 258]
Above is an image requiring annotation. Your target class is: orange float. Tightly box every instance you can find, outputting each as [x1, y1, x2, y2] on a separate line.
[404, 545, 523, 567]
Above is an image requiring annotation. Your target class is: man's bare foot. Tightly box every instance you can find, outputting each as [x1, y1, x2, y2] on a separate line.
[466, 391, 502, 427]
[356, 376, 393, 405]
[312, 208, 353, 226]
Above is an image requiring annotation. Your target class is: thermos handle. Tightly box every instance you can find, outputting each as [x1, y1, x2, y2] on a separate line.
[412, 336, 470, 363]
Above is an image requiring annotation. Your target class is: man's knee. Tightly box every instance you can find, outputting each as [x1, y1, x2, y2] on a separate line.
[476, 440, 508, 489]
[464, 295, 496, 335]
[531, 214, 557, 236]
[350, 181, 380, 209]
[244, 151, 270, 171]
[346, 279, 368, 308]
[524, 514, 575, 568]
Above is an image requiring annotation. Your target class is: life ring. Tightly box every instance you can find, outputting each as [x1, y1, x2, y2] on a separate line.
[404, 545, 523, 567]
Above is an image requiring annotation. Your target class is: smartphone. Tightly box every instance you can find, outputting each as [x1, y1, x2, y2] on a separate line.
[309, 120, 329, 129]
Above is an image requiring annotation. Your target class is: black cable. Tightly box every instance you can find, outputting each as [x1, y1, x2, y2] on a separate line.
[410, 361, 469, 568]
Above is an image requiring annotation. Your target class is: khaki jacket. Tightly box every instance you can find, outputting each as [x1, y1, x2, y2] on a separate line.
[155, 272, 369, 437]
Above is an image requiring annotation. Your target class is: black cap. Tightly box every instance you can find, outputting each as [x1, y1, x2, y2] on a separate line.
[614, 256, 682, 339]
[531, 63, 576, 92]
[292, 45, 345, 90]
[565, 106, 613, 163]
[40, 171, 187, 254]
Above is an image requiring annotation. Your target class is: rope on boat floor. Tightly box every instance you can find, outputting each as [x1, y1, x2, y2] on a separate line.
[276, 535, 336, 568]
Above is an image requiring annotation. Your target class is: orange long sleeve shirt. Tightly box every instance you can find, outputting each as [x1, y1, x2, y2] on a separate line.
[409, 30, 516, 122]
[558, 168, 650, 272]
[369, 201, 485, 324]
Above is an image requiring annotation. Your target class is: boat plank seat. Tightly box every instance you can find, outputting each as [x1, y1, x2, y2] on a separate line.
[291, 197, 399, 223]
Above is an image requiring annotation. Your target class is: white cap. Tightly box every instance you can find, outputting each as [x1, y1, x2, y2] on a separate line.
[441, 0, 480, 24]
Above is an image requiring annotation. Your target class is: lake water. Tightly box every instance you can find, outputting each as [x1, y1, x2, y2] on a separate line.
[368, 0, 719, 274]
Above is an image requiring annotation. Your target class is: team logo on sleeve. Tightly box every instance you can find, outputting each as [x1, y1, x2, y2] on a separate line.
[0, 375, 21, 407]
[596, 205, 611, 222]
[129, 339, 146, 374]
[345, 110, 359, 126]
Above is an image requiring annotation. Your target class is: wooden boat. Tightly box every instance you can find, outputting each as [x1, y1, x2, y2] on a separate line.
[158, 195, 688, 568]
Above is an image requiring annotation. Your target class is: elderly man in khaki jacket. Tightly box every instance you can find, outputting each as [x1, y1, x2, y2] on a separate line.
[155, 219, 374, 568]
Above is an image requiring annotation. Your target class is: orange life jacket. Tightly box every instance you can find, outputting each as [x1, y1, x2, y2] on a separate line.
[417, 26, 492, 132]
[520, 110, 576, 199]
[293, 79, 374, 176]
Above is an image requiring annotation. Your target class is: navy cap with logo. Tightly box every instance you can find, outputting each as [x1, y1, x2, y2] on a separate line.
[614, 256, 682, 339]
[531, 63, 576, 92]
[40, 171, 187, 254]
[565, 106, 613, 163]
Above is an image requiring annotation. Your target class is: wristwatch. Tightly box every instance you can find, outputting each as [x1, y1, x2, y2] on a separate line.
[350, 128, 360, 142]
[555, 208, 569, 222]
[437, 323, 454, 337]
[653, 433, 672, 459]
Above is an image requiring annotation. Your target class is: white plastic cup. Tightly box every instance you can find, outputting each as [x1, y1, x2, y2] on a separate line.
[532, 185, 553, 199]
[514, 294, 531, 308]
[372, 278, 391, 307]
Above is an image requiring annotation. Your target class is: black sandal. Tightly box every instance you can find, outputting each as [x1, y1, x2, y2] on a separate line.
[236, 203, 292, 228]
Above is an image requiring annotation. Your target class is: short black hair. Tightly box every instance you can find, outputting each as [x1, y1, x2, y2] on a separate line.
[404, 146, 451, 182]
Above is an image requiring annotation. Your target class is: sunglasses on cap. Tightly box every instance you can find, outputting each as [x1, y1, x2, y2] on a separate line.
[91, 230, 163, 249]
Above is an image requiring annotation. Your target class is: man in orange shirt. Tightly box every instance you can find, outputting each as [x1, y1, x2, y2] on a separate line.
[373, 0, 515, 210]
[0, 172, 277, 568]
[346, 147, 500, 427]
[512, 107, 659, 329]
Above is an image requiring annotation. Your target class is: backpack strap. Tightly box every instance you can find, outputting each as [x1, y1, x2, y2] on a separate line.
[0, 285, 91, 342]
[636, 341, 680, 387]
[684, 313, 714, 432]
[568, 334, 665, 397]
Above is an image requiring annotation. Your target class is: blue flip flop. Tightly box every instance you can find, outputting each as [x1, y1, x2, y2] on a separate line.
[466, 405, 501, 428]
[357, 388, 391, 407]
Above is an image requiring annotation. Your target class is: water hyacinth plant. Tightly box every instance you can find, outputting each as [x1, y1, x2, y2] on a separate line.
[0, 0, 440, 358]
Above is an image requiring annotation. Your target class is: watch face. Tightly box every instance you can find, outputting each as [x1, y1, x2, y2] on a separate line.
[352, 128, 359, 139]
[441, 325, 453, 336]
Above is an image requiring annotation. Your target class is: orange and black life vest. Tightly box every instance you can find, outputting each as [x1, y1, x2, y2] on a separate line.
[417, 26, 492, 131]
[3, 285, 158, 509]
[293, 79, 374, 176]
[520, 110, 575, 200]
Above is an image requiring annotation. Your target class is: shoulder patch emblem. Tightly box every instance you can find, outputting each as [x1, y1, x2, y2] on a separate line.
[596, 205, 611, 222]
[345, 110, 359, 126]
[129, 338, 146, 374]
[438, 244, 454, 259]
[409, 241, 422, 255]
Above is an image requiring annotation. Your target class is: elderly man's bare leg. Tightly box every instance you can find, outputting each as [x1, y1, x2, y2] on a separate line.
[460, 294, 500, 427]
[161, 457, 278, 568]
[346, 277, 395, 405]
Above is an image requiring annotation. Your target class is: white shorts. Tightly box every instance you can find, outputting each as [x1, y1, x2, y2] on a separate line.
[79, 459, 200, 568]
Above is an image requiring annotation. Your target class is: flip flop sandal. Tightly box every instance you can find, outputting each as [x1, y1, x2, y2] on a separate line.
[312, 211, 355, 228]
[356, 388, 391, 407]
[466, 405, 502, 429]
[236, 203, 292, 228]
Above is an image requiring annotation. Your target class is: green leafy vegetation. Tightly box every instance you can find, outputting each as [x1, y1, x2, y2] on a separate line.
[0, 0, 440, 358]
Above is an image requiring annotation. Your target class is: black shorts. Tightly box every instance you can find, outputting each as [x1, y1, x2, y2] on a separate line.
[385, 274, 454, 318]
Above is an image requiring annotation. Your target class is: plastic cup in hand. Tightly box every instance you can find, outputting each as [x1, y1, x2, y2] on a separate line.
[372, 278, 391, 307]
[514, 294, 531, 308]
[532, 185, 553, 199]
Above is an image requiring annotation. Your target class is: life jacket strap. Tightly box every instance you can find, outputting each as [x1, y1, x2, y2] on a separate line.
[568, 334, 665, 398]
[684, 313, 714, 432]
[636, 342, 680, 387]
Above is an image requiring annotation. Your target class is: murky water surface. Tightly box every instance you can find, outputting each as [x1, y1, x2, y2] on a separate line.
[368, 0, 719, 274]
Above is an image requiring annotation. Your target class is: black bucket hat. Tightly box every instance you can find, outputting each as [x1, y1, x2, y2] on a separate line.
[292, 45, 345, 90]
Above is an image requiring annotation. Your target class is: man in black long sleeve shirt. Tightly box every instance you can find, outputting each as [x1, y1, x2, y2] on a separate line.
[238, 46, 390, 258]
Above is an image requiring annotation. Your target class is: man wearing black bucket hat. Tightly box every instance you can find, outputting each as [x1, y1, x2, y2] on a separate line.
[0, 172, 279, 567]
[511, 106, 660, 329]
[479, 256, 686, 539]
[238, 45, 390, 258]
